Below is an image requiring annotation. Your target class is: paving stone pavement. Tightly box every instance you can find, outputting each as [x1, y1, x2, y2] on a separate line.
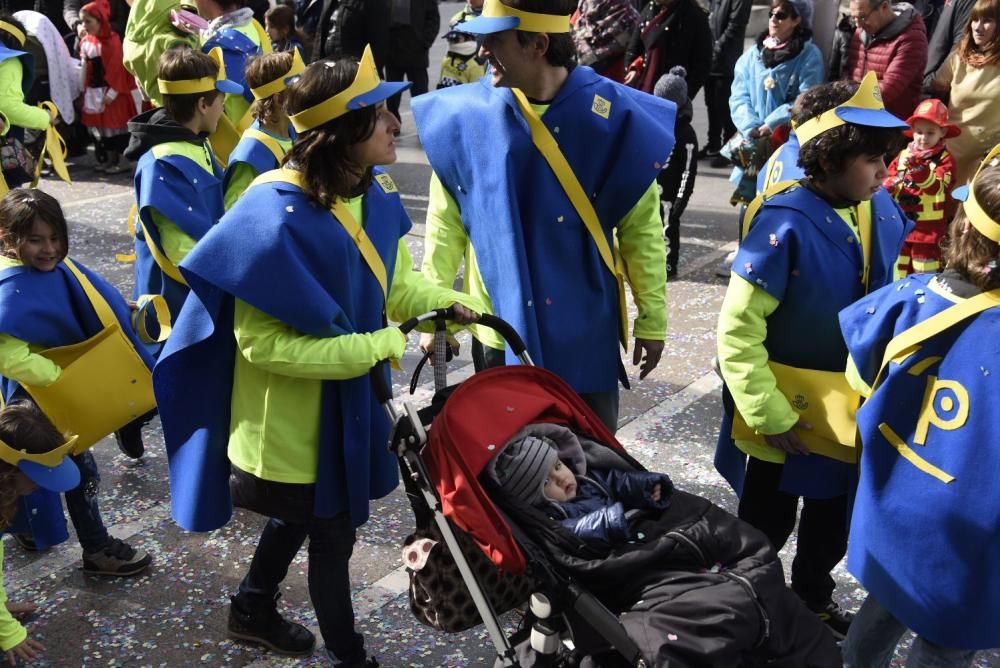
[5, 4, 998, 665]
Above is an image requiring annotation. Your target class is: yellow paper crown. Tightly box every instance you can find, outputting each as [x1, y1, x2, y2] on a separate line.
[962, 143, 1000, 243]
[289, 44, 381, 132]
[481, 0, 571, 33]
[158, 47, 228, 95]
[0, 20, 25, 47]
[795, 71, 886, 147]
[0, 434, 78, 468]
[251, 48, 307, 100]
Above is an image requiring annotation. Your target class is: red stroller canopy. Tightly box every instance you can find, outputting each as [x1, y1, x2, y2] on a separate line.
[424, 366, 627, 574]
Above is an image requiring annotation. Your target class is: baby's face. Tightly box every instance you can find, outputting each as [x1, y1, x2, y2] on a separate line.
[543, 460, 577, 502]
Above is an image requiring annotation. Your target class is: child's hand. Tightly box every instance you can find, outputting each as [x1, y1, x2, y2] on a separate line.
[3, 601, 36, 619]
[650, 483, 661, 503]
[6, 636, 44, 665]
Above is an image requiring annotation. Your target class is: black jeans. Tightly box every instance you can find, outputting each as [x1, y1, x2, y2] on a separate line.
[66, 451, 111, 553]
[237, 515, 364, 663]
[385, 65, 429, 121]
[470, 340, 621, 434]
[704, 74, 736, 150]
[736, 457, 849, 609]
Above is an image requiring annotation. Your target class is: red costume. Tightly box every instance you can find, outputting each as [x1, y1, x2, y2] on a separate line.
[79, 0, 135, 132]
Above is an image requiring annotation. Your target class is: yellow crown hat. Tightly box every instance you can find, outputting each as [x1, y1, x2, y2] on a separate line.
[0, 434, 81, 492]
[458, 0, 571, 34]
[158, 47, 244, 96]
[251, 48, 307, 100]
[952, 143, 1000, 243]
[794, 71, 908, 147]
[0, 20, 26, 46]
[289, 44, 411, 133]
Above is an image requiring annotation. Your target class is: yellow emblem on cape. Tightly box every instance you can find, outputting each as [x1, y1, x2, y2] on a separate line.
[375, 173, 398, 194]
[592, 94, 611, 119]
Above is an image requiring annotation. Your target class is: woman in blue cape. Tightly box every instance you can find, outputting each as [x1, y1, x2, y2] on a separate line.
[153, 45, 480, 663]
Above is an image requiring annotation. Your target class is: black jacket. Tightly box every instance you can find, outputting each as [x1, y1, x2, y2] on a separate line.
[327, 0, 391, 69]
[123, 108, 209, 162]
[923, 0, 974, 87]
[708, 0, 753, 77]
[387, 0, 440, 70]
[624, 0, 712, 99]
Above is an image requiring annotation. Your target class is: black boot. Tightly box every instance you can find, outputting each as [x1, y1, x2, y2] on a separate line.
[228, 592, 316, 656]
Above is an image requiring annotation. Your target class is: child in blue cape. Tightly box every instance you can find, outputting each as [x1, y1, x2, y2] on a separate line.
[223, 49, 299, 208]
[124, 46, 240, 324]
[0, 188, 152, 575]
[0, 401, 82, 665]
[839, 148, 1000, 667]
[154, 47, 483, 663]
[715, 74, 911, 639]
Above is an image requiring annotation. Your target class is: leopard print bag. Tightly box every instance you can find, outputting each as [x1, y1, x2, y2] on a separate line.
[403, 519, 536, 633]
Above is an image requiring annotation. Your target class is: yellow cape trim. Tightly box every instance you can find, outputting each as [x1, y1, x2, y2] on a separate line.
[251, 48, 306, 100]
[289, 44, 382, 132]
[481, 0, 571, 33]
[0, 435, 78, 468]
[0, 20, 26, 47]
[962, 143, 1000, 243]
[158, 47, 228, 95]
[794, 71, 885, 147]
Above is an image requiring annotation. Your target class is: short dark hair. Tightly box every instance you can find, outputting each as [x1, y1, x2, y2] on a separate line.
[265, 4, 296, 31]
[246, 51, 293, 124]
[0, 14, 26, 51]
[284, 57, 378, 207]
[943, 158, 1000, 290]
[506, 0, 576, 68]
[0, 189, 70, 263]
[159, 47, 222, 124]
[793, 80, 903, 181]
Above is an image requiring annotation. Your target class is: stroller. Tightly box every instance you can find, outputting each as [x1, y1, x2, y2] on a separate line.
[374, 310, 841, 667]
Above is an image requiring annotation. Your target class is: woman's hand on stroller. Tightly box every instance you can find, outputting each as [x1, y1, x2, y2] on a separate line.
[763, 419, 812, 456]
[419, 332, 460, 364]
[450, 302, 480, 325]
[415, 303, 480, 365]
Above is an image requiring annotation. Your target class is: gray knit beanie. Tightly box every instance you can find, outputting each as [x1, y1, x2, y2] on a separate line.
[654, 66, 689, 108]
[493, 436, 560, 507]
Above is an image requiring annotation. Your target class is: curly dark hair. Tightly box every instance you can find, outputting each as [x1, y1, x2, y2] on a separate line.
[284, 57, 378, 207]
[942, 158, 1000, 291]
[793, 80, 904, 181]
[0, 401, 66, 530]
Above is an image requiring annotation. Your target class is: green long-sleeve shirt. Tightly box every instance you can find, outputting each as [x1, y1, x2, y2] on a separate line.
[0, 258, 61, 387]
[228, 197, 483, 483]
[0, 59, 49, 131]
[0, 542, 27, 652]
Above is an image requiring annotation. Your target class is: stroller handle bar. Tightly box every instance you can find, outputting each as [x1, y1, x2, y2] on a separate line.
[371, 308, 533, 406]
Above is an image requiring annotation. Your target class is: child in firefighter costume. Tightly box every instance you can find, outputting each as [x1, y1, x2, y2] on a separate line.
[152, 46, 480, 662]
[839, 146, 1000, 666]
[714, 74, 911, 637]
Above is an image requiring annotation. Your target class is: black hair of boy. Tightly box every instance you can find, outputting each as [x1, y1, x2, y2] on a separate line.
[793, 81, 905, 182]
[507, 0, 577, 68]
[158, 47, 223, 124]
[0, 13, 26, 51]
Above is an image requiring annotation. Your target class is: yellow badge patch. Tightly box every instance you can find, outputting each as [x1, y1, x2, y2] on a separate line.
[375, 173, 398, 194]
[591, 94, 611, 119]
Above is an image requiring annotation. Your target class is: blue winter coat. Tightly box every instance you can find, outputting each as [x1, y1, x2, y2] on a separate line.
[548, 469, 672, 548]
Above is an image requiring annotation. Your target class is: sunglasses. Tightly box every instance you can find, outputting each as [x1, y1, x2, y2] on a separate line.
[769, 10, 792, 21]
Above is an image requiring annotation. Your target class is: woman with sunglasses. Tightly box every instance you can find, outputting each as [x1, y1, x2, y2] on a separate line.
[726, 0, 824, 203]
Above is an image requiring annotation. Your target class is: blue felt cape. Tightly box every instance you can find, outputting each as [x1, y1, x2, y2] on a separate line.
[840, 274, 1000, 649]
[203, 28, 260, 105]
[715, 186, 911, 498]
[0, 260, 154, 548]
[223, 122, 286, 191]
[154, 169, 408, 532]
[756, 132, 803, 193]
[132, 147, 225, 322]
[413, 66, 675, 394]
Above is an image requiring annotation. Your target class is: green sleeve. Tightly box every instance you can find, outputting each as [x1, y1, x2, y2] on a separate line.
[0, 111, 9, 137]
[0, 334, 61, 386]
[0, 542, 27, 652]
[150, 209, 197, 266]
[224, 163, 258, 211]
[717, 273, 800, 435]
[845, 354, 873, 398]
[422, 172, 469, 290]
[617, 182, 668, 340]
[234, 299, 408, 380]
[0, 60, 50, 131]
[387, 239, 485, 328]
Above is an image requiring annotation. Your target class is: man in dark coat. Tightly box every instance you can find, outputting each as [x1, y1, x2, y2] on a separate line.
[386, 0, 440, 122]
[326, 0, 391, 68]
[623, 0, 712, 101]
[923, 0, 974, 89]
[702, 0, 751, 159]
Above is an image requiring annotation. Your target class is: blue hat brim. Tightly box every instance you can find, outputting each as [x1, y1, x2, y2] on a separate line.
[347, 81, 412, 111]
[19, 456, 80, 493]
[457, 15, 520, 35]
[215, 79, 244, 95]
[835, 106, 908, 130]
[952, 184, 970, 202]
